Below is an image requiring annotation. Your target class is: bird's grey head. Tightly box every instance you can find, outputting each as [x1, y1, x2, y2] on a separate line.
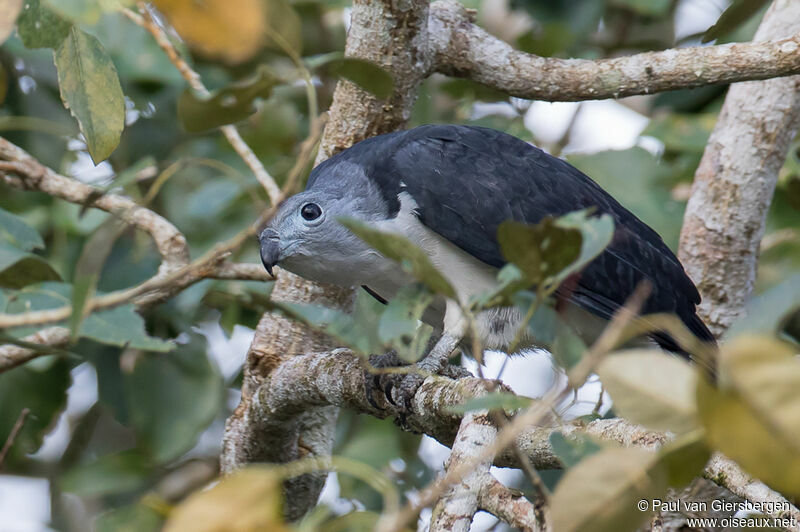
[258, 163, 388, 286]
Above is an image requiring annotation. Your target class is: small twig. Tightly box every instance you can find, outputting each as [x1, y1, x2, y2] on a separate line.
[477, 475, 543, 532]
[0, 408, 30, 468]
[122, 3, 282, 204]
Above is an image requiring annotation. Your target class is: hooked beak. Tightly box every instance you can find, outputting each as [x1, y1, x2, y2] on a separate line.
[258, 228, 281, 278]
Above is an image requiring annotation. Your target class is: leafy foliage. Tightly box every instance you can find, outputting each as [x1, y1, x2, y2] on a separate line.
[0, 0, 797, 530]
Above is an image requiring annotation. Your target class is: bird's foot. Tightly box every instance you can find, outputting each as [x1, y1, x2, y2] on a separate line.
[364, 349, 472, 429]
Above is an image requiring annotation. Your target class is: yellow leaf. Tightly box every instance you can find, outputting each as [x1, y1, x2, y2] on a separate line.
[0, 0, 23, 44]
[165, 468, 290, 532]
[153, 0, 266, 64]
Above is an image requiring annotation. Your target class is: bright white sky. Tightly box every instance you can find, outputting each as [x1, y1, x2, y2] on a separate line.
[0, 1, 727, 530]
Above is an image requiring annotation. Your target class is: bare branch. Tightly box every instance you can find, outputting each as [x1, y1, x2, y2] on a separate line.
[237, 347, 798, 527]
[429, 0, 800, 102]
[427, 411, 497, 532]
[0, 327, 70, 373]
[477, 475, 543, 532]
[678, 0, 800, 335]
[123, 3, 282, 204]
[0, 407, 30, 468]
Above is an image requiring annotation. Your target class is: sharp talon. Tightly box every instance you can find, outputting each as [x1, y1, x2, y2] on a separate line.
[384, 379, 397, 406]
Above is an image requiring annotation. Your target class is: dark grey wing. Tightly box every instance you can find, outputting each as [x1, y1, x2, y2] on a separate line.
[363, 125, 714, 348]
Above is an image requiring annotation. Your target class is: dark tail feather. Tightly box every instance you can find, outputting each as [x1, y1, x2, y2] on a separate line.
[651, 311, 716, 358]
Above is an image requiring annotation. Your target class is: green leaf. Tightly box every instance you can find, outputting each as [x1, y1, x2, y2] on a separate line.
[325, 57, 394, 100]
[125, 334, 224, 462]
[497, 210, 613, 292]
[16, 0, 72, 49]
[42, 0, 113, 25]
[655, 430, 711, 489]
[81, 304, 174, 352]
[719, 336, 800, 455]
[597, 349, 699, 434]
[272, 290, 385, 356]
[446, 392, 533, 414]
[340, 219, 457, 300]
[178, 65, 280, 133]
[62, 449, 152, 496]
[264, 0, 302, 55]
[4, 282, 173, 350]
[0, 0, 24, 45]
[702, 0, 770, 43]
[497, 218, 581, 287]
[0, 358, 70, 466]
[0, 206, 44, 251]
[550, 447, 667, 532]
[642, 113, 715, 154]
[697, 370, 800, 498]
[95, 504, 163, 532]
[548, 431, 603, 468]
[609, 0, 670, 16]
[568, 148, 680, 248]
[377, 283, 434, 362]
[726, 274, 800, 339]
[54, 27, 125, 163]
[165, 467, 290, 532]
[0, 242, 61, 288]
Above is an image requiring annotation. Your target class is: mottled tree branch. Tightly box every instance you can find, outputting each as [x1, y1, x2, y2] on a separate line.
[679, 0, 800, 336]
[428, 0, 800, 102]
[230, 348, 800, 530]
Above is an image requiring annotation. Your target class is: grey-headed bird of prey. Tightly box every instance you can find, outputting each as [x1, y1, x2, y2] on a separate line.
[259, 124, 715, 409]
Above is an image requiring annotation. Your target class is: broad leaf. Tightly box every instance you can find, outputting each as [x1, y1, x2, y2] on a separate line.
[0, 206, 44, 251]
[153, 0, 266, 64]
[272, 290, 384, 356]
[497, 218, 581, 287]
[655, 430, 711, 488]
[549, 431, 603, 468]
[719, 335, 800, 454]
[377, 283, 434, 363]
[4, 282, 173, 351]
[0, 242, 61, 288]
[322, 56, 394, 100]
[165, 467, 290, 532]
[95, 504, 163, 532]
[125, 334, 224, 462]
[341, 219, 457, 300]
[16, 0, 71, 49]
[42, 0, 115, 25]
[702, 0, 770, 43]
[80, 304, 174, 352]
[726, 274, 800, 339]
[264, 0, 302, 55]
[0, 358, 70, 466]
[609, 0, 670, 16]
[62, 449, 152, 496]
[54, 27, 125, 163]
[597, 349, 699, 434]
[0, 0, 23, 44]
[697, 372, 800, 498]
[178, 66, 280, 133]
[446, 392, 533, 414]
[551, 447, 667, 532]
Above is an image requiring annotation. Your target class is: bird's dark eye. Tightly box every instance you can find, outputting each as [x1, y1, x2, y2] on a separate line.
[300, 202, 322, 221]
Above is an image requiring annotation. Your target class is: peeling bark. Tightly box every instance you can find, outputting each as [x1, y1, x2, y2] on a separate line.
[679, 0, 800, 336]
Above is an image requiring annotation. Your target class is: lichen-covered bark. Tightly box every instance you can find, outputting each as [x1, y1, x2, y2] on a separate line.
[679, 0, 800, 336]
[221, 0, 431, 520]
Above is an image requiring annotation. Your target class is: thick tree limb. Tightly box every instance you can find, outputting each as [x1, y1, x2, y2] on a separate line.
[221, 0, 433, 521]
[477, 475, 542, 532]
[429, 0, 800, 102]
[679, 0, 800, 335]
[428, 411, 497, 532]
[234, 347, 799, 529]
